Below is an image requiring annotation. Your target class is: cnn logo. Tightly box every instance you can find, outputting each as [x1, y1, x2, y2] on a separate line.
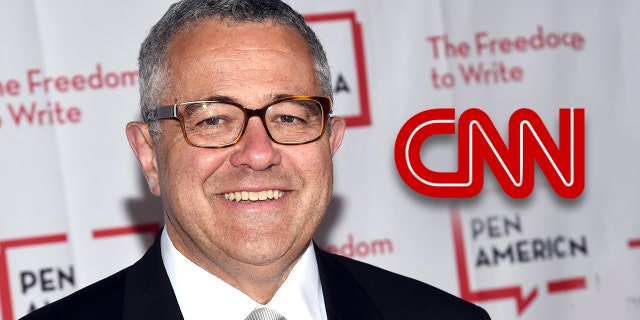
[394, 108, 584, 198]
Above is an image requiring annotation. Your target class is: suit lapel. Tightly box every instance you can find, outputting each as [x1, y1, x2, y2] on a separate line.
[122, 232, 184, 320]
[314, 244, 384, 320]
[117, 236, 381, 320]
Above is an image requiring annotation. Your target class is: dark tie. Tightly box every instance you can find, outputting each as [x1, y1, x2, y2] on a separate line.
[244, 307, 287, 320]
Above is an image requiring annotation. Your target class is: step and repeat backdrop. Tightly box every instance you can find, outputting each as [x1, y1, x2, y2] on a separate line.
[1, 0, 639, 319]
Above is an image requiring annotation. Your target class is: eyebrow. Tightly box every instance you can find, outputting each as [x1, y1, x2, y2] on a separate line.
[200, 93, 296, 104]
[201, 94, 235, 103]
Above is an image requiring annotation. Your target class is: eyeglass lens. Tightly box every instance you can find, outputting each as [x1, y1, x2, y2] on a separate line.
[182, 99, 324, 147]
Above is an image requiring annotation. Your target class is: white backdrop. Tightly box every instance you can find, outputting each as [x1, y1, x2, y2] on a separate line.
[1, 1, 639, 319]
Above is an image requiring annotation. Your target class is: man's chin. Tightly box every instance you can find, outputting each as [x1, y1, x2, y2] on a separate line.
[231, 239, 305, 267]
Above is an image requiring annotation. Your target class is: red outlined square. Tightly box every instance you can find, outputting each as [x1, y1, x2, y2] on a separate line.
[450, 207, 588, 315]
[305, 11, 372, 127]
[0, 234, 67, 320]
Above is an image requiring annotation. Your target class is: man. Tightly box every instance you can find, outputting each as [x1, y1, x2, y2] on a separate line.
[23, 0, 490, 319]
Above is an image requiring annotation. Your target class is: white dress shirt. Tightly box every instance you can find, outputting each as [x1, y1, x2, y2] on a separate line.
[161, 228, 327, 320]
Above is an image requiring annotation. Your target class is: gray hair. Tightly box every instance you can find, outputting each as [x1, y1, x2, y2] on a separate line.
[138, 0, 332, 134]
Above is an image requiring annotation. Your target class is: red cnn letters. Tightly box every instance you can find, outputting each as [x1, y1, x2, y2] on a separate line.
[394, 108, 585, 198]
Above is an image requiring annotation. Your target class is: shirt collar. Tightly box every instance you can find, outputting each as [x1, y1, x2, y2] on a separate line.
[160, 228, 327, 320]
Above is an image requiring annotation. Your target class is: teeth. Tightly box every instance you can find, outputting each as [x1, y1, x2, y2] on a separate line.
[223, 190, 285, 202]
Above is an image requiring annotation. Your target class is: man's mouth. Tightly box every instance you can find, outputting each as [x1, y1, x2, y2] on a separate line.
[223, 190, 285, 202]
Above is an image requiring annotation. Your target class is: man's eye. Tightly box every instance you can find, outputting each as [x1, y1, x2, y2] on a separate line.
[277, 115, 302, 124]
[198, 117, 225, 127]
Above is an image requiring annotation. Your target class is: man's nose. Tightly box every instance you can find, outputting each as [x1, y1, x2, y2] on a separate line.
[228, 117, 282, 170]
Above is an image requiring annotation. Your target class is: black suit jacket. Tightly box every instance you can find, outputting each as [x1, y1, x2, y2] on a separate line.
[21, 234, 490, 319]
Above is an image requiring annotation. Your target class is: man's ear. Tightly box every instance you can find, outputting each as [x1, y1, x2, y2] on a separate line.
[328, 116, 346, 156]
[126, 122, 161, 196]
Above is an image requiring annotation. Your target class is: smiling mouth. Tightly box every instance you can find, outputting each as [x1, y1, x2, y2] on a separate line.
[223, 190, 285, 202]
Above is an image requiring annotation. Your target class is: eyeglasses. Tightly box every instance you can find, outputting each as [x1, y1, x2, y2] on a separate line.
[145, 96, 332, 148]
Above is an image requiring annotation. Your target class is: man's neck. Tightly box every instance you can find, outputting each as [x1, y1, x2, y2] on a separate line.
[161, 228, 328, 320]
[165, 224, 307, 303]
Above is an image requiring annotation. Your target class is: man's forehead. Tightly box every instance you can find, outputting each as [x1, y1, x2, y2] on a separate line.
[174, 18, 298, 42]
[161, 19, 320, 104]
[166, 19, 313, 73]
[166, 19, 310, 66]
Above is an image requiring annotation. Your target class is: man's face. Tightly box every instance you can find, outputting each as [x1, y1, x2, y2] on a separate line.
[128, 20, 344, 278]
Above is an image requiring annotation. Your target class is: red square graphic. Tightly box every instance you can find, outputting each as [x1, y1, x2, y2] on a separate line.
[0, 234, 67, 320]
[305, 12, 372, 127]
